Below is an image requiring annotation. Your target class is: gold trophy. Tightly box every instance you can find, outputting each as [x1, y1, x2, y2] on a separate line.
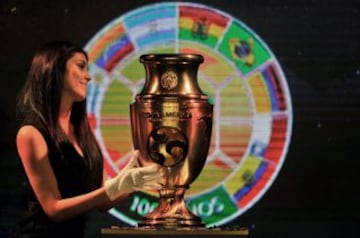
[130, 54, 213, 228]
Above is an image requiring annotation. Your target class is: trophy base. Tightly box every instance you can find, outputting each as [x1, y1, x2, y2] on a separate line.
[101, 226, 250, 238]
[138, 216, 205, 229]
[137, 186, 204, 229]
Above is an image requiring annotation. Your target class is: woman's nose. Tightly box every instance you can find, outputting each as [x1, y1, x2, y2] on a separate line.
[85, 71, 91, 81]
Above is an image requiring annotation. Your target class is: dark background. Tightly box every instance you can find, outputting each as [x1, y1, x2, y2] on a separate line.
[1, 0, 360, 237]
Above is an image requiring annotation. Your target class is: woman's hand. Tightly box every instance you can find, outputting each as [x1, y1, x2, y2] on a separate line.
[104, 151, 165, 201]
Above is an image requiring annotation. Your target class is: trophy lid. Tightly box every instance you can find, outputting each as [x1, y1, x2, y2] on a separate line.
[140, 54, 204, 64]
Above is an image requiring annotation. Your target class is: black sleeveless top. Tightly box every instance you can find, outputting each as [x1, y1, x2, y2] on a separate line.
[11, 113, 91, 238]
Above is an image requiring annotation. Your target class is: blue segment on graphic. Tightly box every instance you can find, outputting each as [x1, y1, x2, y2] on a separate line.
[137, 29, 175, 48]
[250, 141, 266, 157]
[87, 82, 99, 113]
[95, 35, 131, 68]
[124, 5, 176, 28]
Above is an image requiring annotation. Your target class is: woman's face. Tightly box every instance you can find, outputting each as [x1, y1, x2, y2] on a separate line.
[62, 52, 91, 102]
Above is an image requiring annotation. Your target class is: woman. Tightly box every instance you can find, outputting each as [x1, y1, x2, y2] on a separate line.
[11, 41, 164, 237]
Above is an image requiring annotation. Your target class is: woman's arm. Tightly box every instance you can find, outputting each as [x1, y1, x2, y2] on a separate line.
[96, 175, 128, 212]
[17, 125, 113, 222]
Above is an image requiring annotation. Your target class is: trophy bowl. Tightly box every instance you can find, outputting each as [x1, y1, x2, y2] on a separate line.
[130, 54, 213, 228]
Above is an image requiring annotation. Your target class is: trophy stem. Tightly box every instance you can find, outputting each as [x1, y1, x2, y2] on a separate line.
[137, 186, 204, 229]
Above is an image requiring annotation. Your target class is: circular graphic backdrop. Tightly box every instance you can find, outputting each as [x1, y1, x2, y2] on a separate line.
[85, 2, 292, 226]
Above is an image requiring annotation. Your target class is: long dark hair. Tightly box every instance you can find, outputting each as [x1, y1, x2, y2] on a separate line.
[17, 41, 103, 191]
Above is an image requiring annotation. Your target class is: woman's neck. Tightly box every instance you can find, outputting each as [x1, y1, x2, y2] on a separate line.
[58, 101, 72, 135]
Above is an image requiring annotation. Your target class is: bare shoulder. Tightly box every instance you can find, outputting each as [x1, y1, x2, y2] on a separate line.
[17, 125, 48, 160]
[17, 125, 45, 142]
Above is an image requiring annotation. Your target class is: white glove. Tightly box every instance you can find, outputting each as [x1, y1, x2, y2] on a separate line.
[105, 151, 164, 201]
[122, 150, 141, 171]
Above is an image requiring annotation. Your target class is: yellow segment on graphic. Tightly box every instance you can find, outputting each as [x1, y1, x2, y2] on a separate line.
[248, 73, 271, 113]
[224, 155, 262, 195]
